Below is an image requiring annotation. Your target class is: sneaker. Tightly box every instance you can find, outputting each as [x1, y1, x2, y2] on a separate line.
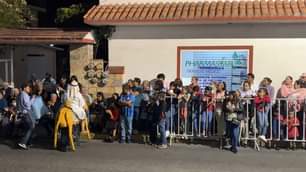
[158, 144, 168, 149]
[18, 143, 28, 150]
[258, 135, 267, 143]
[119, 140, 126, 144]
[223, 144, 232, 149]
[231, 147, 238, 154]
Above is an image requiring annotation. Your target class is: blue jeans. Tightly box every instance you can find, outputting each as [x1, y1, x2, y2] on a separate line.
[20, 114, 35, 145]
[202, 111, 213, 132]
[257, 111, 269, 136]
[120, 115, 133, 142]
[166, 106, 176, 133]
[159, 118, 167, 145]
[272, 118, 280, 139]
[193, 111, 200, 135]
[230, 122, 240, 150]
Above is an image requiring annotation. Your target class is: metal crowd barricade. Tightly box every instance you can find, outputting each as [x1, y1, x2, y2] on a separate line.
[166, 95, 306, 150]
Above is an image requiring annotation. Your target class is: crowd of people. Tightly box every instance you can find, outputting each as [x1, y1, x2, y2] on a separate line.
[1, 72, 306, 153]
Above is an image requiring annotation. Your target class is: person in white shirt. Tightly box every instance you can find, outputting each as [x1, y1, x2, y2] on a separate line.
[246, 73, 259, 93]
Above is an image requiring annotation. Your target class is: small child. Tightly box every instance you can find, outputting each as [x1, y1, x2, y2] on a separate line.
[255, 88, 271, 143]
[283, 111, 300, 149]
[105, 93, 120, 143]
[283, 111, 300, 139]
[178, 86, 189, 136]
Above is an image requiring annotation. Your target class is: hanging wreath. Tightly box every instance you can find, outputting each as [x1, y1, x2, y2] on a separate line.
[95, 62, 103, 71]
[84, 62, 109, 87]
[86, 69, 96, 78]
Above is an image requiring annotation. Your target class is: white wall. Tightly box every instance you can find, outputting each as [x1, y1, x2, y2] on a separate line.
[109, 24, 306, 90]
[13, 45, 56, 87]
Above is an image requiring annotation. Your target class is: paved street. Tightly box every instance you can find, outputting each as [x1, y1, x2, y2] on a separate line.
[0, 140, 306, 172]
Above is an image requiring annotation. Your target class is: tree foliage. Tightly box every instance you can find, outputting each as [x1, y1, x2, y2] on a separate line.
[0, 0, 31, 28]
[55, 4, 84, 25]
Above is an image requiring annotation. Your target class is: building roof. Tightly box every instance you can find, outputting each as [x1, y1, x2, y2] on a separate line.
[0, 28, 95, 44]
[84, 0, 306, 25]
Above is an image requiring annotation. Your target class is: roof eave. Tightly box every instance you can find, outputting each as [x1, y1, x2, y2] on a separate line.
[84, 18, 306, 26]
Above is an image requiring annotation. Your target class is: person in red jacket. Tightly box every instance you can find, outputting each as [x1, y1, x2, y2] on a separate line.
[255, 88, 271, 143]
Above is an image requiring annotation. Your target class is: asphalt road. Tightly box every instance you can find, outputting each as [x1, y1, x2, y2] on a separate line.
[0, 140, 306, 172]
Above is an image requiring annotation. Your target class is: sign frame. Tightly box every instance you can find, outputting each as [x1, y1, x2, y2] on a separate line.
[177, 46, 253, 89]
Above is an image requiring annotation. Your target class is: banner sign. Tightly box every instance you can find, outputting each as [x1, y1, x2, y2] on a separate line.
[178, 46, 253, 91]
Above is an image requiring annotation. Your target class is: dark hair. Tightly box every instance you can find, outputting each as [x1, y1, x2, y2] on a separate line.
[247, 73, 255, 79]
[154, 79, 164, 91]
[192, 85, 200, 92]
[218, 81, 227, 91]
[157, 73, 165, 80]
[21, 82, 31, 90]
[174, 78, 183, 88]
[257, 87, 268, 95]
[295, 80, 302, 86]
[264, 77, 272, 83]
[286, 76, 293, 81]
[134, 77, 141, 84]
[69, 75, 79, 84]
[97, 92, 104, 96]
[205, 86, 212, 91]
[169, 81, 175, 87]
[227, 91, 239, 103]
[112, 93, 120, 101]
[243, 80, 250, 86]
[192, 76, 198, 81]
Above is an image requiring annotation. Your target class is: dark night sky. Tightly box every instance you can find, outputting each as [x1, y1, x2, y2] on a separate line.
[26, 0, 99, 27]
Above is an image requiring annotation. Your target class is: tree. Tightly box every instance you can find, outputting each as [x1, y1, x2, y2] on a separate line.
[0, 0, 31, 28]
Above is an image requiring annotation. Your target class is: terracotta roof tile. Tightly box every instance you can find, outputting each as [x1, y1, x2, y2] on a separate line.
[107, 5, 120, 20]
[101, 5, 114, 20]
[133, 3, 145, 20]
[224, 1, 232, 17]
[160, 2, 170, 19]
[146, 3, 158, 20]
[202, 2, 210, 17]
[174, 2, 184, 19]
[181, 2, 190, 19]
[188, 2, 197, 18]
[239, 1, 247, 17]
[167, 2, 177, 19]
[261, 0, 269, 16]
[291, 0, 300, 16]
[195, 2, 203, 18]
[298, 0, 306, 15]
[232, 1, 239, 17]
[268, 0, 277, 16]
[153, 3, 165, 19]
[276, 0, 285, 16]
[84, 0, 306, 25]
[216, 1, 225, 17]
[139, 3, 150, 20]
[209, 1, 217, 17]
[254, 0, 261, 17]
[284, 0, 293, 16]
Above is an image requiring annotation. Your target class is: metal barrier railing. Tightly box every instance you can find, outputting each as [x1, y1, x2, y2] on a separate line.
[165, 96, 306, 150]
